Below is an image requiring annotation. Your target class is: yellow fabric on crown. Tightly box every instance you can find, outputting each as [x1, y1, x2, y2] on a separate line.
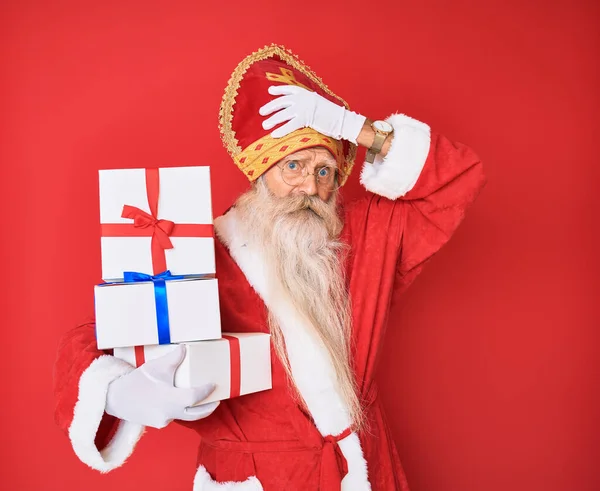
[235, 127, 344, 181]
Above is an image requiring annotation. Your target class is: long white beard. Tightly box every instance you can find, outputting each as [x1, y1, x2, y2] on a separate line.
[233, 179, 363, 428]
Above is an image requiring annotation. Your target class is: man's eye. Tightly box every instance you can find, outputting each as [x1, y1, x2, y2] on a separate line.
[318, 167, 331, 177]
[286, 161, 299, 171]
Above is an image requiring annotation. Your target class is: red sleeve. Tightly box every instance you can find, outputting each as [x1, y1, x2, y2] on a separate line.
[355, 114, 486, 293]
[344, 119, 485, 392]
[54, 321, 115, 442]
[395, 132, 486, 292]
[53, 320, 145, 473]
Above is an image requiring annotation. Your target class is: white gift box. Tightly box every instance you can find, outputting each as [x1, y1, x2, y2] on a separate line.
[94, 277, 221, 350]
[113, 333, 272, 404]
[99, 166, 215, 281]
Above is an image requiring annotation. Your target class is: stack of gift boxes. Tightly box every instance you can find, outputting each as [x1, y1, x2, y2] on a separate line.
[93, 166, 271, 405]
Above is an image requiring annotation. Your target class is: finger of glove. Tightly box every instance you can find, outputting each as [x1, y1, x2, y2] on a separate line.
[262, 107, 296, 130]
[267, 84, 304, 96]
[271, 119, 303, 138]
[176, 401, 220, 422]
[141, 345, 186, 385]
[174, 383, 217, 407]
[259, 96, 294, 117]
[148, 417, 173, 429]
[184, 401, 220, 415]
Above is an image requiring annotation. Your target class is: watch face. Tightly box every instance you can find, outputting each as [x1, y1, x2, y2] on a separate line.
[374, 120, 393, 133]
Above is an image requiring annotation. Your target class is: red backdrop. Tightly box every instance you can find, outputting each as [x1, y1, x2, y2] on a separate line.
[1, 1, 598, 490]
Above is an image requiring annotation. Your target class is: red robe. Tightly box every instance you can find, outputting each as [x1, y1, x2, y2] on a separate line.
[53, 114, 486, 490]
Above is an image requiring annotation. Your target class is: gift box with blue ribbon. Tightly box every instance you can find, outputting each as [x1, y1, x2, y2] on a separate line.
[94, 270, 221, 350]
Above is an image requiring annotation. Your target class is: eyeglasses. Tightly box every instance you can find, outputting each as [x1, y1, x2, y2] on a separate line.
[277, 159, 344, 191]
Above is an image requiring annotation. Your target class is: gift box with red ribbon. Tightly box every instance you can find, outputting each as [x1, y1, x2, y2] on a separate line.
[99, 166, 215, 281]
[113, 333, 272, 403]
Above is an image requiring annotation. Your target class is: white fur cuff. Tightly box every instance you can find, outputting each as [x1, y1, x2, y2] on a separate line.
[360, 113, 431, 200]
[68, 354, 145, 473]
[194, 466, 264, 490]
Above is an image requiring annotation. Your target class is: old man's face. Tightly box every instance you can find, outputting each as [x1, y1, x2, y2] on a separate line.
[263, 147, 339, 202]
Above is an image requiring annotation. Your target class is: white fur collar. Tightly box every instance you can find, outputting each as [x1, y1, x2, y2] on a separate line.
[214, 209, 371, 490]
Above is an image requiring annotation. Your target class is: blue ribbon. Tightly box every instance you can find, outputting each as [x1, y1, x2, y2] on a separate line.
[122, 270, 186, 345]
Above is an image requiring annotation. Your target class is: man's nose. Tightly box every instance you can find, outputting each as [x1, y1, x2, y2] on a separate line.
[297, 173, 318, 196]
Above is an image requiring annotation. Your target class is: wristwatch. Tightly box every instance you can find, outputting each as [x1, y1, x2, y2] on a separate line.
[365, 120, 394, 164]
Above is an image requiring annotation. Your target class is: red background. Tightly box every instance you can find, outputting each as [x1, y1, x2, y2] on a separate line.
[1, 1, 598, 490]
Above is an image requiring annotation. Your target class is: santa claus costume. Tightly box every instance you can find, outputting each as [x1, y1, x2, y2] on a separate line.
[54, 45, 486, 490]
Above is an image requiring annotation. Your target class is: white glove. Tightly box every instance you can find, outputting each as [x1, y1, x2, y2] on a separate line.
[259, 85, 366, 143]
[105, 345, 219, 429]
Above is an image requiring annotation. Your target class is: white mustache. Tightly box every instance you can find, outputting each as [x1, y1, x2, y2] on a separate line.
[279, 194, 331, 220]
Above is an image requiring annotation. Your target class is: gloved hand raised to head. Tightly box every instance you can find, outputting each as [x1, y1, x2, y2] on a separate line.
[105, 345, 218, 429]
[259, 85, 366, 143]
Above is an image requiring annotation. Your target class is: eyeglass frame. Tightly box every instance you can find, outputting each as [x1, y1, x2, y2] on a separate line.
[275, 157, 345, 191]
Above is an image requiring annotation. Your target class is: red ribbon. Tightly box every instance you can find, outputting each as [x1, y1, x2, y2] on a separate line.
[222, 335, 241, 398]
[134, 346, 146, 367]
[101, 168, 214, 274]
[320, 427, 352, 490]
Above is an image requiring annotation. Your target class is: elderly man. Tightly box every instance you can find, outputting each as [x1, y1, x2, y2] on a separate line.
[54, 45, 486, 491]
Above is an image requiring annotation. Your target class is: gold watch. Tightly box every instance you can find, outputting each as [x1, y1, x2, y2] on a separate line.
[365, 120, 394, 164]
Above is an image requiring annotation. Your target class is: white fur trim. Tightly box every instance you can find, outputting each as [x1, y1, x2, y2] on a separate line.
[193, 466, 264, 491]
[68, 355, 145, 473]
[340, 433, 371, 490]
[215, 211, 371, 490]
[360, 113, 431, 200]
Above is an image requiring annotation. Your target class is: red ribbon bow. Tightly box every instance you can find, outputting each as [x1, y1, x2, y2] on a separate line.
[320, 427, 352, 490]
[121, 204, 175, 272]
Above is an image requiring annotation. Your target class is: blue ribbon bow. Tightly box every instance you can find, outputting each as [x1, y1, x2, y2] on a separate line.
[122, 270, 186, 345]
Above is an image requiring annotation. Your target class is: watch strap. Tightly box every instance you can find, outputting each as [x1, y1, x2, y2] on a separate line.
[365, 130, 387, 164]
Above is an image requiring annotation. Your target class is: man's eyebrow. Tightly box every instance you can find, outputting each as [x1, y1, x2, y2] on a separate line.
[316, 156, 337, 167]
[320, 159, 337, 167]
